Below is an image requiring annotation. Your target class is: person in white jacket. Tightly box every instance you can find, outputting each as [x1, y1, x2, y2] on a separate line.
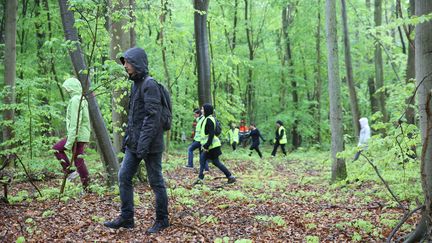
[353, 117, 371, 161]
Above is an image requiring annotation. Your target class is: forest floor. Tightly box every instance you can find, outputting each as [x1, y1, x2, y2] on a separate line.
[0, 145, 420, 242]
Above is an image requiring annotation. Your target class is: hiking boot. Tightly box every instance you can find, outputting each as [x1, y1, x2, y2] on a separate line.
[227, 176, 236, 184]
[104, 216, 134, 229]
[193, 178, 204, 186]
[183, 165, 194, 169]
[146, 219, 169, 234]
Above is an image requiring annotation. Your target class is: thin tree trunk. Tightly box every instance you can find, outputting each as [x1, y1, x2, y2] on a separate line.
[110, 0, 131, 156]
[129, 0, 136, 47]
[2, 0, 17, 155]
[58, 0, 119, 186]
[404, 2, 432, 242]
[374, 0, 388, 122]
[43, 0, 65, 102]
[315, 0, 322, 144]
[158, 0, 171, 152]
[244, 0, 255, 123]
[325, 0, 346, 182]
[405, 0, 415, 125]
[194, 0, 212, 106]
[341, 0, 361, 138]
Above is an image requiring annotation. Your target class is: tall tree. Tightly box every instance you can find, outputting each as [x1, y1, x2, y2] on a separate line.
[281, 3, 301, 148]
[404, 0, 415, 125]
[194, 0, 212, 106]
[110, 0, 132, 155]
[2, 0, 17, 154]
[244, 0, 255, 123]
[314, 0, 323, 144]
[325, 0, 346, 181]
[403, 2, 432, 241]
[58, 0, 119, 185]
[374, 0, 388, 122]
[341, 0, 360, 138]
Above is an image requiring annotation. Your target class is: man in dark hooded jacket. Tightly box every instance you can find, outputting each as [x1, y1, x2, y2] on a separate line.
[104, 47, 169, 233]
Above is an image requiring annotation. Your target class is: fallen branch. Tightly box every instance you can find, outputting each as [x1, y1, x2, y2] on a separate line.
[172, 222, 210, 242]
[361, 154, 406, 213]
[13, 153, 42, 197]
[387, 205, 424, 243]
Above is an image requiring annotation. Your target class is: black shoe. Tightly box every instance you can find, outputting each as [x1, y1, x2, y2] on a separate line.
[227, 176, 236, 184]
[104, 216, 134, 229]
[146, 219, 169, 234]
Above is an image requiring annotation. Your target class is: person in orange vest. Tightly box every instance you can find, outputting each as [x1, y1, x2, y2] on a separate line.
[271, 120, 287, 157]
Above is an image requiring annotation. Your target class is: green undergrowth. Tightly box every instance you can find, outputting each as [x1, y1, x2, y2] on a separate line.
[5, 142, 422, 240]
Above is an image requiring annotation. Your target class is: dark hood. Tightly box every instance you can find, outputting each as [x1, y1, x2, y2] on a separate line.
[203, 103, 213, 117]
[120, 47, 149, 81]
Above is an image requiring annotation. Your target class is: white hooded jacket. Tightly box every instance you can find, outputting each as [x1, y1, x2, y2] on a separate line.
[358, 118, 371, 147]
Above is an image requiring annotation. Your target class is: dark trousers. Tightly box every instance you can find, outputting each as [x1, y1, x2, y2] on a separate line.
[187, 141, 209, 170]
[198, 151, 232, 180]
[53, 138, 89, 187]
[353, 150, 362, 161]
[271, 141, 287, 156]
[118, 149, 168, 220]
[232, 142, 237, 151]
[249, 145, 263, 158]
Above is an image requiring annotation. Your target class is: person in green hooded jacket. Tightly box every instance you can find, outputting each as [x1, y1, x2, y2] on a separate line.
[52, 77, 91, 189]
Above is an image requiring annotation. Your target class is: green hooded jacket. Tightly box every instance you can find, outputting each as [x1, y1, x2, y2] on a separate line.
[62, 78, 91, 149]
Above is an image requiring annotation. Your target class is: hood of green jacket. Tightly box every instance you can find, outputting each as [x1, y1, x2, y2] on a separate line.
[62, 78, 82, 97]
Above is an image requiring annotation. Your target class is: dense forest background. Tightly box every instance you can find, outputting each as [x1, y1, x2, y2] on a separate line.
[2, 0, 432, 241]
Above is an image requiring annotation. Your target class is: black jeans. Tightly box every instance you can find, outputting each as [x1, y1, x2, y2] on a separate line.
[118, 149, 168, 220]
[232, 142, 237, 151]
[249, 145, 262, 158]
[271, 141, 286, 156]
[198, 151, 232, 180]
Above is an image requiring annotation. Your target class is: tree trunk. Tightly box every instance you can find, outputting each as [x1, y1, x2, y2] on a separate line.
[244, 0, 255, 123]
[2, 0, 17, 155]
[405, 0, 415, 125]
[158, 0, 171, 152]
[281, 4, 300, 148]
[43, 0, 65, 103]
[374, 0, 388, 122]
[110, 0, 131, 156]
[341, 0, 361, 139]
[404, 2, 432, 241]
[194, 0, 212, 106]
[315, 0, 322, 144]
[58, 0, 119, 186]
[325, 0, 346, 182]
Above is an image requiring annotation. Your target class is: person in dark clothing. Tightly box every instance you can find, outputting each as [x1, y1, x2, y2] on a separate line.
[248, 124, 265, 158]
[271, 120, 287, 157]
[194, 103, 236, 185]
[104, 47, 169, 234]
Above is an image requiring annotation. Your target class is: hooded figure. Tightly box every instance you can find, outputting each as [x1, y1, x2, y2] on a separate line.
[104, 47, 169, 234]
[121, 47, 164, 157]
[358, 117, 371, 147]
[62, 78, 90, 149]
[52, 77, 90, 189]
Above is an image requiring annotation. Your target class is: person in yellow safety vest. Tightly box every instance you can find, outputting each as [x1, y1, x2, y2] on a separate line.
[271, 120, 287, 157]
[194, 103, 236, 185]
[185, 108, 209, 171]
[227, 124, 240, 151]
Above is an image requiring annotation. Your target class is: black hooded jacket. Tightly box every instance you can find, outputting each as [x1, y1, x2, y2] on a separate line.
[122, 47, 164, 157]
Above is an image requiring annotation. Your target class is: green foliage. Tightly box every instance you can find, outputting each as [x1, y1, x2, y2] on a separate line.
[15, 236, 26, 243]
[305, 236, 320, 243]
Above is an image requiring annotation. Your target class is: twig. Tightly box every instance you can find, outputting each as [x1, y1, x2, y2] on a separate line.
[361, 154, 406, 213]
[387, 205, 424, 243]
[13, 153, 42, 197]
[172, 222, 210, 242]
